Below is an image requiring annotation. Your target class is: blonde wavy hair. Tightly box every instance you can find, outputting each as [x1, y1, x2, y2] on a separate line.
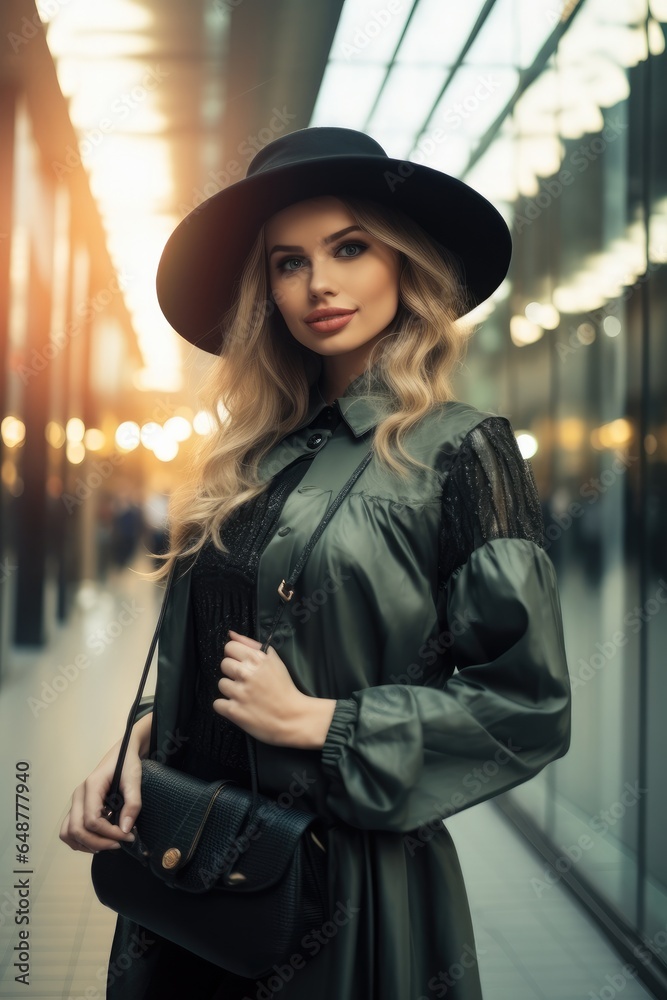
[141, 195, 477, 584]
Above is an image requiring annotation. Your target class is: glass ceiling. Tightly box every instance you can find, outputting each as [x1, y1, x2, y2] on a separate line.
[311, 0, 667, 324]
[42, 0, 226, 392]
[42, 0, 667, 389]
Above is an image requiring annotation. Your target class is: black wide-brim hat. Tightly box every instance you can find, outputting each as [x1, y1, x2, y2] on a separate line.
[156, 126, 512, 355]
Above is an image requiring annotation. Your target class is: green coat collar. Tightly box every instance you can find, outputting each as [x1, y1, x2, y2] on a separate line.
[257, 372, 392, 481]
[299, 371, 393, 438]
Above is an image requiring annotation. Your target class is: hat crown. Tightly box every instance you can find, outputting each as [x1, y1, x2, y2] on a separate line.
[246, 126, 388, 179]
[157, 125, 512, 351]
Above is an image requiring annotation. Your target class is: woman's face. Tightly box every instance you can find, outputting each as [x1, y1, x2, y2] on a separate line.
[264, 196, 400, 360]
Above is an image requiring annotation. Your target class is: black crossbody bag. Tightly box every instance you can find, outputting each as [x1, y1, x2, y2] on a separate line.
[91, 446, 373, 979]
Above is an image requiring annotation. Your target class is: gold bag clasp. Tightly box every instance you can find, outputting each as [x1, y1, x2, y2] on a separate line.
[161, 847, 181, 869]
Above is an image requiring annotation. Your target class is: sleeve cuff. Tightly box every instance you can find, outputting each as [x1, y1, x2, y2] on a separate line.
[320, 697, 358, 779]
[137, 697, 155, 720]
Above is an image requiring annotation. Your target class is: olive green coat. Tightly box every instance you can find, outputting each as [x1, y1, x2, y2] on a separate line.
[107, 374, 571, 999]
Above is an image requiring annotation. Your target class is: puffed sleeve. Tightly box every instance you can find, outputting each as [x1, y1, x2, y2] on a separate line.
[319, 416, 571, 833]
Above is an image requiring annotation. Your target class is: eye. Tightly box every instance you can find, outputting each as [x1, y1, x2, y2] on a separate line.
[276, 256, 304, 273]
[335, 242, 368, 258]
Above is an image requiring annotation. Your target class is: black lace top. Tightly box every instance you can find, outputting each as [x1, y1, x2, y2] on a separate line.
[180, 403, 343, 783]
[437, 415, 545, 585]
[180, 409, 545, 784]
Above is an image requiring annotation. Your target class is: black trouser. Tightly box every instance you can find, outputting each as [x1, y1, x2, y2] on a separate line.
[107, 919, 268, 1000]
[141, 938, 260, 1000]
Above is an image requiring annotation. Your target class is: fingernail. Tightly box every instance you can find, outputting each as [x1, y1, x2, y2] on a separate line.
[121, 818, 132, 833]
[125, 832, 135, 842]
[110, 842, 122, 849]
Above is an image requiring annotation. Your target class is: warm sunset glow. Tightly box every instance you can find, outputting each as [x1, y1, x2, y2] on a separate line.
[1, 416, 26, 448]
[115, 420, 141, 451]
[83, 428, 106, 451]
[44, 2, 182, 391]
[153, 436, 179, 462]
[66, 441, 86, 464]
[66, 417, 85, 442]
[510, 315, 544, 346]
[140, 422, 163, 451]
[45, 421, 66, 448]
[193, 410, 216, 435]
[163, 416, 192, 442]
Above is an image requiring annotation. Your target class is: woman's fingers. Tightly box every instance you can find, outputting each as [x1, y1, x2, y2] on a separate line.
[59, 784, 123, 852]
[117, 765, 143, 835]
[61, 770, 138, 852]
[60, 737, 147, 855]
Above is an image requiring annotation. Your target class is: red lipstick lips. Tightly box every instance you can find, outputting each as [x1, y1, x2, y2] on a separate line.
[304, 307, 357, 333]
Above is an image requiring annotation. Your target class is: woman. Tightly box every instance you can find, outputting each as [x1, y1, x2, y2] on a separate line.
[61, 127, 571, 999]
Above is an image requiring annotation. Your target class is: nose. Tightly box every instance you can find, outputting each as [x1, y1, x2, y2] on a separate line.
[308, 251, 338, 299]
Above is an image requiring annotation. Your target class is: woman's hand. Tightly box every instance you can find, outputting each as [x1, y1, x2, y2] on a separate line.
[214, 630, 334, 748]
[59, 713, 151, 854]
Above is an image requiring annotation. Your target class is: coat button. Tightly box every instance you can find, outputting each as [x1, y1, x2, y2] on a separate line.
[277, 526, 291, 536]
[307, 433, 323, 448]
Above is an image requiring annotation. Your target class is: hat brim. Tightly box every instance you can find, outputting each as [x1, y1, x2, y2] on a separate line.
[156, 154, 512, 354]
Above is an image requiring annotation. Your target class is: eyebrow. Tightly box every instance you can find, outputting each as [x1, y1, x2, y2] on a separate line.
[268, 225, 365, 258]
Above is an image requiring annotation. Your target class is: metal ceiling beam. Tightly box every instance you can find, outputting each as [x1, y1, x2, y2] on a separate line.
[408, 0, 499, 152]
[220, 0, 346, 173]
[462, 0, 586, 177]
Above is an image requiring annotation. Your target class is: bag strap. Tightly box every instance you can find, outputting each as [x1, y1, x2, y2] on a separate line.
[244, 445, 373, 830]
[104, 557, 178, 823]
[104, 445, 374, 828]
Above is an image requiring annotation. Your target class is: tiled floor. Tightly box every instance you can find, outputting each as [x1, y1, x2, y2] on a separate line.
[0, 558, 659, 999]
[448, 807, 657, 999]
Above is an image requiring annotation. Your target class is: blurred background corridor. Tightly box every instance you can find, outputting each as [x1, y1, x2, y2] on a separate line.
[0, 0, 666, 997]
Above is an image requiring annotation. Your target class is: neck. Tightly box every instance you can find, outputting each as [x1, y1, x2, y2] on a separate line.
[317, 369, 363, 406]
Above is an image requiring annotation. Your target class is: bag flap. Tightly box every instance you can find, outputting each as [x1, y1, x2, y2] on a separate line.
[123, 759, 325, 893]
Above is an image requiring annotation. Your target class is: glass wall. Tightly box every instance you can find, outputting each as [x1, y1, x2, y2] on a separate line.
[456, 0, 667, 976]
